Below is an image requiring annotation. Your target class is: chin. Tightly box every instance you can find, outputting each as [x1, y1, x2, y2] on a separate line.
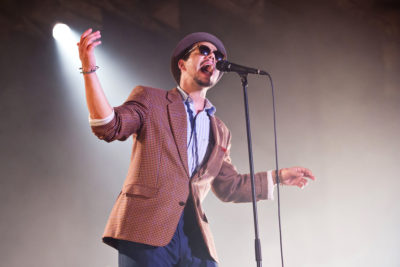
[195, 78, 213, 88]
[195, 75, 219, 88]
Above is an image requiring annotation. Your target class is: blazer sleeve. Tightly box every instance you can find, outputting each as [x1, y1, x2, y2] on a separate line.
[90, 86, 151, 142]
[211, 131, 270, 203]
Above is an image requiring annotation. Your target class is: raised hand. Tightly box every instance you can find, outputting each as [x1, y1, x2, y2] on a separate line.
[278, 167, 316, 189]
[77, 28, 101, 70]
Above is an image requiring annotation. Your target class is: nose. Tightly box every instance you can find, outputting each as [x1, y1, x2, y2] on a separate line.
[205, 51, 216, 62]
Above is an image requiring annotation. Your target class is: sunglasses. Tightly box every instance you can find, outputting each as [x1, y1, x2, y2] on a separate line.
[186, 44, 225, 62]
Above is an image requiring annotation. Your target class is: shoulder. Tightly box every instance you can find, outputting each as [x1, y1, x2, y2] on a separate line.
[129, 85, 167, 97]
[125, 85, 169, 103]
[138, 86, 168, 95]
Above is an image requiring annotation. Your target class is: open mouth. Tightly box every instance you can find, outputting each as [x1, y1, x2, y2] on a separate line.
[200, 63, 214, 75]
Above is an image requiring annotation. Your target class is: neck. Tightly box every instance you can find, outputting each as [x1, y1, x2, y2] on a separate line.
[179, 83, 208, 113]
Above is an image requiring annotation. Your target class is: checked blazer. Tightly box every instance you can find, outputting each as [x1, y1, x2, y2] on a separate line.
[91, 86, 272, 262]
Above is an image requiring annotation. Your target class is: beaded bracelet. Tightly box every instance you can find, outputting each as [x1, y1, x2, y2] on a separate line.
[80, 66, 99, 74]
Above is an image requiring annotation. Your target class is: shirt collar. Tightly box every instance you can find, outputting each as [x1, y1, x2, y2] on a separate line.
[176, 86, 216, 116]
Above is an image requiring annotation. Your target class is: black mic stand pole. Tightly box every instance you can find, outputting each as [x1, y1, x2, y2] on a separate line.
[239, 73, 263, 267]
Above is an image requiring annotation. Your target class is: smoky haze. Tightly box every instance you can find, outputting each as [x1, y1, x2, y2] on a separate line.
[0, 1, 399, 267]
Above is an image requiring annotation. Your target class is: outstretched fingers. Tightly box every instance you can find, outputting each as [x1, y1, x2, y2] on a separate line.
[80, 28, 93, 43]
[296, 167, 316, 181]
[77, 28, 102, 66]
[87, 39, 102, 53]
[80, 31, 101, 51]
[280, 166, 316, 188]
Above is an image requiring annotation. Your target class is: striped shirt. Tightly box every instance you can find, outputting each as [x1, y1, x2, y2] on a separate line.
[177, 86, 215, 178]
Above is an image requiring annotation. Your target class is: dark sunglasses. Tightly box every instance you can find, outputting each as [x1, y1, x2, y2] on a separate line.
[186, 44, 225, 62]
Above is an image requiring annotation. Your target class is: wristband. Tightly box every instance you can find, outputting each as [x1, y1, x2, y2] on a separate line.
[80, 66, 99, 74]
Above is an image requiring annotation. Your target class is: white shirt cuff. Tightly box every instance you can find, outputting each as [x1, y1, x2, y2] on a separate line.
[89, 110, 115, 126]
[267, 170, 276, 200]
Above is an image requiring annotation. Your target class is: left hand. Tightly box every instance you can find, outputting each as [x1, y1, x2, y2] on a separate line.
[276, 167, 316, 189]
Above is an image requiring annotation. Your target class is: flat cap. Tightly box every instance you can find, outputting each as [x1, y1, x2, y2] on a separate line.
[170, 32, 227, 85]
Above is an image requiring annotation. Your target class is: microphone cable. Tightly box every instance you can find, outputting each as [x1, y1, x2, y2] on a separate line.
[265, 72, 285, 267]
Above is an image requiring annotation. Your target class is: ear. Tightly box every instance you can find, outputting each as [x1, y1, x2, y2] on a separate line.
[178, 59, 186, 72]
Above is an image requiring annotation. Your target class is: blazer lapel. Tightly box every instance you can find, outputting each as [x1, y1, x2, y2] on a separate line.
[167, 89, 190, 178]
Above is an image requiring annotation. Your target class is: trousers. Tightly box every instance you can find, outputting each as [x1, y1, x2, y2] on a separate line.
[118, 198, 218, 267]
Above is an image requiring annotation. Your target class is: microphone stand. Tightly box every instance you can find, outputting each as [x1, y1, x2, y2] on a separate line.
[239, 73, 263, 267]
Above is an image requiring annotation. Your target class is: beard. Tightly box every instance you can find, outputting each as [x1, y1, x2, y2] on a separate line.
[194, 75, 213, 88]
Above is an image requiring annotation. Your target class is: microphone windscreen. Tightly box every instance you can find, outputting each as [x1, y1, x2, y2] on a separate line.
[216, 60, 230, 72]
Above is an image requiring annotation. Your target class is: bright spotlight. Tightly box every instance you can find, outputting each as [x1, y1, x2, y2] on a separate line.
[52, 23, 72, 41]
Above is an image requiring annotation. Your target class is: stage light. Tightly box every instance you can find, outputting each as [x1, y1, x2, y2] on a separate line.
[52, 22, 81, 99]
[52, 22, 133, 117]
[52, 23, 72, 41]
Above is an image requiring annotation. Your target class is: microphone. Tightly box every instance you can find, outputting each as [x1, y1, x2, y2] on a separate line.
[216, 60, 268, 75]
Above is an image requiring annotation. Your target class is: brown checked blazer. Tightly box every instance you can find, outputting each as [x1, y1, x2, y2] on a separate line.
[91, 86, 271, 262]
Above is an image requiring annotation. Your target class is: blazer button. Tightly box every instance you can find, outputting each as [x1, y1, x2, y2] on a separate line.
[179, 201, 186, 206]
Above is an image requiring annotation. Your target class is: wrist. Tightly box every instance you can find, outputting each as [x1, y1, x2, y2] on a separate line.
[273, 169, 283, 185]
[80, 65, 99, 75]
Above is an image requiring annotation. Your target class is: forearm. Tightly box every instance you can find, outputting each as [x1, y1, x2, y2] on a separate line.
[212, 157, 270, 203]
[83, 72, 113, 119]
[77, 29, 111, 119]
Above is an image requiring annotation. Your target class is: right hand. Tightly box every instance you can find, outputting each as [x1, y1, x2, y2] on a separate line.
[77, 28, 101, 69]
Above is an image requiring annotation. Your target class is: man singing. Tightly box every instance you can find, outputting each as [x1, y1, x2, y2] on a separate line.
[77, 29, 315, 267]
